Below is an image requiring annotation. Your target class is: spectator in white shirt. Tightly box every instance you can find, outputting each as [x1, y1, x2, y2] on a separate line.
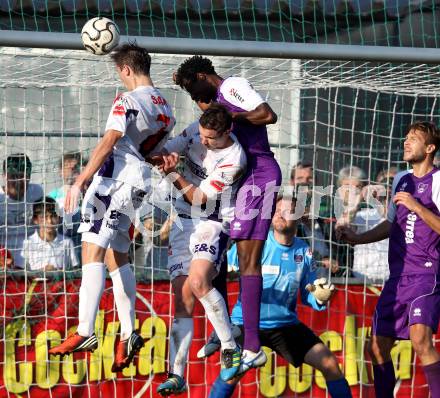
[350, 168, 397, 282]
[0, 154, 43, 268]
[22, 197, 79, 271]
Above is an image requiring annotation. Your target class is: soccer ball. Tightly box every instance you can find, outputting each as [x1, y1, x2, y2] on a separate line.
[81, 17, 120, 55]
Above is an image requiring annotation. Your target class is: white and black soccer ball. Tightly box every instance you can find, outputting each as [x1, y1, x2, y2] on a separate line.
[81, 17, 120, 55]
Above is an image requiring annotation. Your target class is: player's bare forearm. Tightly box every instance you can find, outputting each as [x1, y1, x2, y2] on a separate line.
[413, 205, 440, 235]
[338, 219, 390, 244]
[232, 103, 277, 125]
[172, 174, 207, 205]
[357, 220, 391, 243]
[75, 129, 122, 187]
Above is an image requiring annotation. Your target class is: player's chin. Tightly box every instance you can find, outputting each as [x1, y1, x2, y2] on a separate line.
[272, 219, 286, 230]
[403, 153, 413, 162]
[404, 152, 424, 163]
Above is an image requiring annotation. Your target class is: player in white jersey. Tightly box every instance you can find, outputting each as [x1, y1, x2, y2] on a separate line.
[49, 44, 175, 373]
[156, 105, 247, 395]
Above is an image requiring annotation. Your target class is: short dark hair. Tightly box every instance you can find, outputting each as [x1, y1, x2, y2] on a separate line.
[3, 153, 32, 177]
[174, 55, 216, 88]
[111, 43, 151, 76]
[60, 151, 82, 168]
[407, 121, 440, 155]
[290, 160, 313, 180]
[33, 197, 58, 218]
[199, 104, 232, 134]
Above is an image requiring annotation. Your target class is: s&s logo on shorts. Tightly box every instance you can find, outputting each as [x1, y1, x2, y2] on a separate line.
[194, 243, 217, 255]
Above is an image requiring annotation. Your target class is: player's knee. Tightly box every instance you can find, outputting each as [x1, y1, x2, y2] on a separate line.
[319, 354, 343, 380]
[411, 333, 433, 358]
[237, 251, 259, 274]
[368, 339, 385, 362]
[188, 274, 207, 297]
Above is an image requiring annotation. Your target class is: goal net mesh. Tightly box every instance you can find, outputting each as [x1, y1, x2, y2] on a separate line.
[0, 47, 439, 398]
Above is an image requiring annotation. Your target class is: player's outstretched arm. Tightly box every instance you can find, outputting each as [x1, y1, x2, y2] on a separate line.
[336, 219, 391, 245]
[75, 129, 123, 188]
[232, 103, 277, 126]
[64, 129, 122, 213]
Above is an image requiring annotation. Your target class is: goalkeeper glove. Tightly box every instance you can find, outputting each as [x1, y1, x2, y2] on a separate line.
[305, 278, 335, 305]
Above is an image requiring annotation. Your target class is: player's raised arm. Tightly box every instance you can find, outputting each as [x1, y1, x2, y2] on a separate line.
[75, 130, 122, 187]
[64, 129, 122, 213]
[231, 103, 277, 126]
[219, 77, 277, 125]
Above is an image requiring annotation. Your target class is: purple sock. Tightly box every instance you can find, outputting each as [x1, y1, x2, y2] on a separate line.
[373, 362, 395, 398]
[240, 275, 262, 352]
[423, 361, 440, 398]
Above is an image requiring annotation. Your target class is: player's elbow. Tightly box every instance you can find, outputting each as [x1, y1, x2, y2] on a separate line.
[255, 104, 277, 125]
[103, 129, 123, 146]
[260, 108, 277, 125]
[267, 109, 277, 124]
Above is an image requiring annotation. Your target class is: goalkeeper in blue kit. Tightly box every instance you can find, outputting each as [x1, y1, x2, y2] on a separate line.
[201, 194, 352, 398]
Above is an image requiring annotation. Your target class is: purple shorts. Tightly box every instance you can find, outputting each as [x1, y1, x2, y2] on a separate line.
[230, 157, 281, 241]
[373, 273, 440, 339]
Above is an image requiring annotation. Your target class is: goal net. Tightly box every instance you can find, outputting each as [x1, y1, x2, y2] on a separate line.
[0, 46, 439, 398]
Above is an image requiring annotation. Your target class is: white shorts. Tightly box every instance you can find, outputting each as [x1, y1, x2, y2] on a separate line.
[167, 218, 229, 280]
[78, 176, 147, 253]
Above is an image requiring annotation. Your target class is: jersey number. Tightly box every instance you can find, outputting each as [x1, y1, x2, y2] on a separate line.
[139, 114, 171, 157]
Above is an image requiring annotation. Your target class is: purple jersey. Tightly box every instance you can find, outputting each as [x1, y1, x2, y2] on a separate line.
[216, 76, 274, 160]
[387, 168, 440, 277]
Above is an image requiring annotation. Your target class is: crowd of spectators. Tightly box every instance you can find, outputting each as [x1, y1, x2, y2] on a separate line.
[0, 151, 398, 284]
[289, 161, 395, 283]
[0, 153, 80, 272]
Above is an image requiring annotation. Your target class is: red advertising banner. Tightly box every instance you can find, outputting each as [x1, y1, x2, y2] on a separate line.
[0, 277, 436, 397]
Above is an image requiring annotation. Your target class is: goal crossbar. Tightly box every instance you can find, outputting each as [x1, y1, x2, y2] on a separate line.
[2, 29, 440, 64]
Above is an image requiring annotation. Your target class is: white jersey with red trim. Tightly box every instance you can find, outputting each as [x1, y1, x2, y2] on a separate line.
[98, 85, 175, 191]
[164, 121, 247, 223]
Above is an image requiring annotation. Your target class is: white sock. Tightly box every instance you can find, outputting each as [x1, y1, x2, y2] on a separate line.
[199, 288, 236, 351]
[169, 318, 193, 378]
[77, 262, 106, 337]
[110, 264, 136, 341]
